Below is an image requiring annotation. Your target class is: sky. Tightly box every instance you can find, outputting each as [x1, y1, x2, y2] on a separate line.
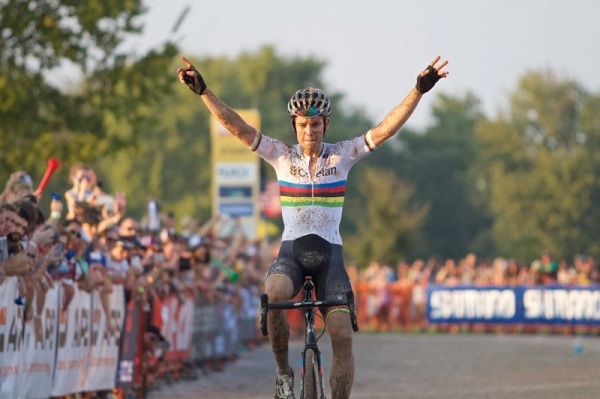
[124, 0, 598, 129]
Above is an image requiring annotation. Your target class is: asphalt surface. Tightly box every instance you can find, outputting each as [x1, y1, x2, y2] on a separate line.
[149, 333, 600, 399]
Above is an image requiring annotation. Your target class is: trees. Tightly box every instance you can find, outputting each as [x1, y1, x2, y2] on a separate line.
[344, 168, 428, 266]
[0, 0, 178, 185]
[473, 71, 600, 261]
[392, 93, 491, 259]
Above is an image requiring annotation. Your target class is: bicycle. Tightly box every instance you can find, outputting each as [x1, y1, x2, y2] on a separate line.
[260, 276, 359, 399]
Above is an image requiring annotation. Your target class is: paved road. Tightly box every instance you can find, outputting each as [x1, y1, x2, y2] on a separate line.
[149, 333, 600, 399]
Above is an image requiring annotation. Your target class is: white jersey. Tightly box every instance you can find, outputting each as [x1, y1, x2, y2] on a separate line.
[255, 133, 373, 245]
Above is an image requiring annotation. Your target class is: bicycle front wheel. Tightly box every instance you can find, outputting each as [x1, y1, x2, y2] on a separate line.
[302, 348, 324, 399]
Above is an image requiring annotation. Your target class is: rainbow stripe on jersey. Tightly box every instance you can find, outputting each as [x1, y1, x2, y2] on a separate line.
[279, 180, 346, 208]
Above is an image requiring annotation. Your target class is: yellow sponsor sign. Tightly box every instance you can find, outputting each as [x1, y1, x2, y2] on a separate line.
[210, 110, 261, 239]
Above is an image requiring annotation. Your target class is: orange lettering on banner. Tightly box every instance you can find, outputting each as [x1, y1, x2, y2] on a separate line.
[23, 362, 52, 375]
[0, 306, 7, 325]
[89, 356, 116, 367]
[0, 365, 19, 376]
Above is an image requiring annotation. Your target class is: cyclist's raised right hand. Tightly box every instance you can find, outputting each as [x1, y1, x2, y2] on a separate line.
[177, 56, 208, 95]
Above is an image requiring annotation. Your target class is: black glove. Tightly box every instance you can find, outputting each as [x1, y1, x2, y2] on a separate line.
[415, 65, 441, 94]
[182, 65, 207, 95]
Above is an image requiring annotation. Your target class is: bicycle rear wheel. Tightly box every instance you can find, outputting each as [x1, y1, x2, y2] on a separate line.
[302, 348, 323, 399]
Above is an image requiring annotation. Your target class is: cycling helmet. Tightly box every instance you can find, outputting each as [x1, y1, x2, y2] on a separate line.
[287, 87, 331, 117]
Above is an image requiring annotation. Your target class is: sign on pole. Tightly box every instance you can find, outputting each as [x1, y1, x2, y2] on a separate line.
[210, 110, 261, 239]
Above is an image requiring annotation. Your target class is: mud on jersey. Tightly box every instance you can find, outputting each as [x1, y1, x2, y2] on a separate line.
[255, 133, 373, 245]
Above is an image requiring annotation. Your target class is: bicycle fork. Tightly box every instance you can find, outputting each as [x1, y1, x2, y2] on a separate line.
[300, 307, 326, 399]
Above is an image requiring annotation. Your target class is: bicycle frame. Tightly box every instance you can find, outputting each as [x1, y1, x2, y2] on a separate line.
[300, 277, 326, 398]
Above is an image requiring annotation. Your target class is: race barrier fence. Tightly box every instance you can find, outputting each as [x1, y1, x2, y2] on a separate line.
[3, 278, 600, 398]
[0, 277, 262, 399]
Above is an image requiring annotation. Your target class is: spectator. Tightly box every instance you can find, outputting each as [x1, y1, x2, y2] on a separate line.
[119, 217, 139, 239]
[64, 163, 96, 219]
[3, 202, 29, 256]
[0, 171, 34, 203]
[574, 255, 594, 285]
[538, 250, 558, 284]
[107, 239, 132, 284]
[557, 258, 576, 285]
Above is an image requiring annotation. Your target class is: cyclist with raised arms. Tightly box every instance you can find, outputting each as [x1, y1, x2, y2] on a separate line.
[178, 56, 449, 399]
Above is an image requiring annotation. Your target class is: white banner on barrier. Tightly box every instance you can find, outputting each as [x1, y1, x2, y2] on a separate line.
[0, 277, 23, 399]
[17, 286, 60, 399]
[161, 296, 194, 353]
[51, 285, 92, 397]
[84, 286, 125, 391]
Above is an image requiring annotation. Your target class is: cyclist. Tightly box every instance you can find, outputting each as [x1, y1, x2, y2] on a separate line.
[178, 56, 449, 399]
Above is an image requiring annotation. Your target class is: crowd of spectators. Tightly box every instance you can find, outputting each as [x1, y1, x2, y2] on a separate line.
[0, 163, 272, 386]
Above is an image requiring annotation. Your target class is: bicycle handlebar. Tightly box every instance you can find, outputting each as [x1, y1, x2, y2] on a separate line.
[265, 298, 348, 310]
[260, 290, 359, 335]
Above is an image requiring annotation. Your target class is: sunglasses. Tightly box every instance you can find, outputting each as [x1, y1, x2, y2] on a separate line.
[68, 230, 82, 238]
[292, 106, 321, 117]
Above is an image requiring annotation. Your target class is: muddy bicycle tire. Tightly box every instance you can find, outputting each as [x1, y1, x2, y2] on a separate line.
[302, 348, 319, 399]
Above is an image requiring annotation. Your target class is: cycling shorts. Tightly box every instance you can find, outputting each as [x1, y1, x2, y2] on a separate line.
[266, 234, 352, 314]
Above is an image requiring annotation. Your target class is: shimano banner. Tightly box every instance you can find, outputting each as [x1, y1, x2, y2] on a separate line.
[427, 285, 600, 325]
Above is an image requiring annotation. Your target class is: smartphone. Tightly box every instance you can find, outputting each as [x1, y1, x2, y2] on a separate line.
[54, 243, 65, 257]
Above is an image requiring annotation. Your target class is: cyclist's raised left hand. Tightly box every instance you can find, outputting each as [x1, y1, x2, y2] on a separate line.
[415, 56, 449, 94]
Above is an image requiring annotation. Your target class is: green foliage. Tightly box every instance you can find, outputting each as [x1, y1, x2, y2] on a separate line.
[394, 92, 492, 259]
[345, 168, 428, 266]
[0, 0, 178, 189]
[474, 71, 600, 261]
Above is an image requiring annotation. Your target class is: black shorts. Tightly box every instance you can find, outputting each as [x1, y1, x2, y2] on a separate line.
[266, 234, 352, 313]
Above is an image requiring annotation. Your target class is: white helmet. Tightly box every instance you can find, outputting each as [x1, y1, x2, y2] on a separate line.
[287, 87, 331, 117]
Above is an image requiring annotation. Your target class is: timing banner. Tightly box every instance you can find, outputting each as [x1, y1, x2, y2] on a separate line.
[427, 285, 600, 325]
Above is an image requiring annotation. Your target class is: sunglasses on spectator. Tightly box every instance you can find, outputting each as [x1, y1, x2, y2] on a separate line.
[68, 230, 82, 238]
